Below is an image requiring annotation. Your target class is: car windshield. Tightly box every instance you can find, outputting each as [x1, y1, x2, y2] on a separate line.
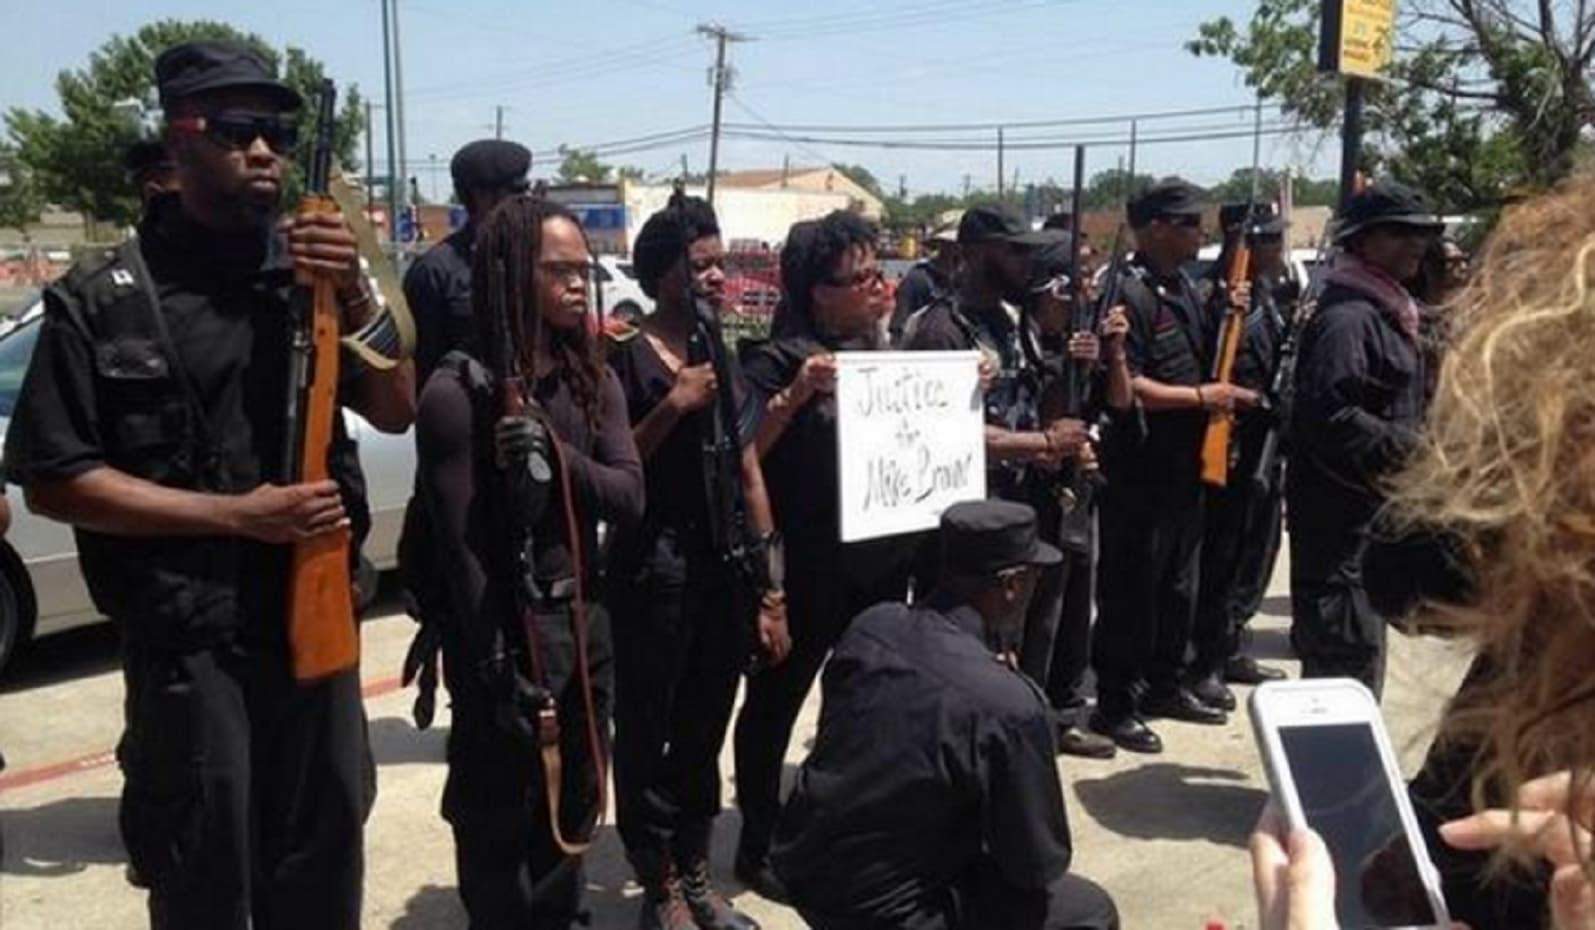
[0, 318, 42, 418]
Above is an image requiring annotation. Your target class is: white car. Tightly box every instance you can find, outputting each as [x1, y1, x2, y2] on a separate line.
[0, 301, 417, 675]
[593, 254, 653, 322]
[1190, 245, 1324, 295]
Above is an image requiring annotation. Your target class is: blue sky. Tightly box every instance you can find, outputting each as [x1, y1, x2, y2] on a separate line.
[3, 0, 1341, 197]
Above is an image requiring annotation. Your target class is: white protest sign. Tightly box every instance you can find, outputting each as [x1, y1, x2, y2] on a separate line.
[835, 350, 987, 543]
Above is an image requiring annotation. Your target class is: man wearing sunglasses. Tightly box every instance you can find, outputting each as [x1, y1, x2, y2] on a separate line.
[900, 206, 1093, 717]
[4, 40, 414, 930]
[1288, 181, 1440, 698]
[1090, 181, 1257, 755]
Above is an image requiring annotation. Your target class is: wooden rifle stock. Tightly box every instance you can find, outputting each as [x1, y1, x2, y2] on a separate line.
[286, 79, 358, 681]
[1199, 243, 1251, 488]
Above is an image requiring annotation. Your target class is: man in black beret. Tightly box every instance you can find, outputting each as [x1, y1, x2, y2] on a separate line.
[772, 499, 1119, 930]
[1288, 180, 1439, 697]
[603, 195, 783, 930]
[4, 38, 415, 930]
[1187, 205, 1291, 714]
[401, 138, 530, 386]
[1089, 180, 1255, 754]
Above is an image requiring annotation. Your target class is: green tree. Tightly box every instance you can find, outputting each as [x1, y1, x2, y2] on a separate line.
[0, 144, 46, 240]
[1186, 0, 1588, 208]
[5, 20, 364, 228]
[1081, 168, 1155, 210]
[557, 146, 613, 183]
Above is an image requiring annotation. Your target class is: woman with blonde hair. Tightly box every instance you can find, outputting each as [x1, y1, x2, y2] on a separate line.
[1252, 171, 1595, 929]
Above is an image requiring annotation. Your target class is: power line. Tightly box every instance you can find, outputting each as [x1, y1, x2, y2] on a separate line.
[720, 122, 1309, 152]
[719, 102, 1288, 136]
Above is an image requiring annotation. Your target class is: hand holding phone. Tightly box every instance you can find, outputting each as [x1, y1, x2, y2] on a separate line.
[1250, 679, 1453, 929]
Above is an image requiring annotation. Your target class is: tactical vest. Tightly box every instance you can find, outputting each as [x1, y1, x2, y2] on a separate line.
[53, 240, 227, 492]
[45, 242, 249, 648]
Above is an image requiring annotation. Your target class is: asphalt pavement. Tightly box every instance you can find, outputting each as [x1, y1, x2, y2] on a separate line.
[0, 551, 1472, 929]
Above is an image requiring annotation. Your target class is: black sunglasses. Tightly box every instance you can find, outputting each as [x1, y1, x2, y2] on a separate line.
[171, 111, 300, 155]
[1161, 214, 1202, 229]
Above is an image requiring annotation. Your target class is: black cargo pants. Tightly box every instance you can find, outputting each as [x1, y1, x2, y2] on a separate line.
[442, 602, 614, 930]
[119, 639, 369, 930]
[1092, 477, 1204, 718]
[608, 528, 746, 868]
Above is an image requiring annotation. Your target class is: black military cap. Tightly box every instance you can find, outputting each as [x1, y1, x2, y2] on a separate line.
[1025, 230, 1074, 293]
[450, 140, 532, 194]
[1040, 210, 1073, 232]
[958, 205, 1055, 247]
[124, 140, 174, 180]
[939, 500, 1062, 578]
[1128, 180, 1205, 227]
[1335, 180, 1443, 243]
[1219, 202, 1252, 232]
[155, 40, 302, 111]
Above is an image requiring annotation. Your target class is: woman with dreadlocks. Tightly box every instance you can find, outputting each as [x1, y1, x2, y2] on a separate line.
[414, 195, 643, 928]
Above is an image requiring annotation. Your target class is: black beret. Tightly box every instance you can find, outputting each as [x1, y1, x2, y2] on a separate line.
[1336, 180, 1443, 243]
[155, 40, 302, 112]
[958, 205, 1054, 246]
[1128, 180, 1205, 227]
[450, 140, 531, 194]
[940, 500, 1062, 578]
[124, 140, 174, 179]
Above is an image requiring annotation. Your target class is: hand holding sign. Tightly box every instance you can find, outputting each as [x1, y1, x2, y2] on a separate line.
[836, 351, 987, 542]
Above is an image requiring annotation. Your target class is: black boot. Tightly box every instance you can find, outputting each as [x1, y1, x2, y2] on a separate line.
[631, 849, 696, 930]
[680, 855, 760, 930]
[677, 823, 760, 930]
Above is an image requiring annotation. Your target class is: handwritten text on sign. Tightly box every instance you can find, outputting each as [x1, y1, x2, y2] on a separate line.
[836, 351, 987, 542]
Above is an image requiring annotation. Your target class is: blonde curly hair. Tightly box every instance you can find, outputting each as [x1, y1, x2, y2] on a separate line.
[1386, 171, 1595, 863]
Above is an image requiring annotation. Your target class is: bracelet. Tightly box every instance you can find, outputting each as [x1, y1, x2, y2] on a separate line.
[1195, 385, 1206, 408]
[760, 589, 786, 607]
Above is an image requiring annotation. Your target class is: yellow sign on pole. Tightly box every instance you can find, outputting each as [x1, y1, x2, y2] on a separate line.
[1319, 0, 1398, 79]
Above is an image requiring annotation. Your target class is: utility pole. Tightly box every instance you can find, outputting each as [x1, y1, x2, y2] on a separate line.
[680, 153, 690, 181]
[997, 126, 1005, 199]
[1127, 118, 1139, 182]
[429, 153, 439, 202]
[363, 101, 376, 210]
[380, 0, 399, 247]
[962, 174, 972, 199]
[495, 105, 504, 140]
[698, 22, 749, 205]
[391, 0, 410, 253]
[899, 174, 907, 200]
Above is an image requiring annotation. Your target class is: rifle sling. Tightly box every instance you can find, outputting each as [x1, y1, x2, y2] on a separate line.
[518, 431, 608, 859]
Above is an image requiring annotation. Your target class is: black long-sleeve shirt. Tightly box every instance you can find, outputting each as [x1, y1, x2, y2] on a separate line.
[415, 359, 643, 663]
[772, 594, 1072, 926]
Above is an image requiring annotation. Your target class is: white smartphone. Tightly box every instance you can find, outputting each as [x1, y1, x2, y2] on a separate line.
[1250, 678, 1452, 929]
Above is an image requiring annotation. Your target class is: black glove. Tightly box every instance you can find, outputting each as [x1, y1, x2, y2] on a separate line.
[478, 653, 558, 754]
[494, 414, 553, 527]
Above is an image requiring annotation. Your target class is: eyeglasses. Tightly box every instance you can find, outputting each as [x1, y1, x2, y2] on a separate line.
[1162, 214, 1203, 229]
[169, 111, 300, 155]
[537, 260, 592, 283]
[824, 267, 886, 291]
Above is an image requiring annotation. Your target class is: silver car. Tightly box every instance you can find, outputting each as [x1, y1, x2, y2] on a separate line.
[0, 301, 417, 675]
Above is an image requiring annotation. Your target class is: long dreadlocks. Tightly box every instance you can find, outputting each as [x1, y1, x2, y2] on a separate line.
[470, 194, 607, 428]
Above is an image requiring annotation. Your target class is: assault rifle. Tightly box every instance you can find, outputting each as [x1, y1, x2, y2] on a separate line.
[1026, 146, 1104, 554]
[675, 186, 777, 672]
[1251, 236, 1329, 497]
[284, 80, 358, 682]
